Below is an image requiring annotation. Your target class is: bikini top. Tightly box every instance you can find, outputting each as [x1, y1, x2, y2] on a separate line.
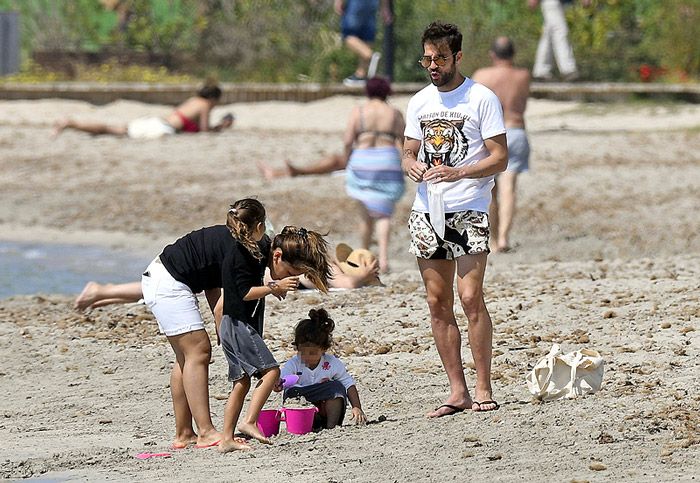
[356, 106, 399, 144]
[175, 110, 200, 133]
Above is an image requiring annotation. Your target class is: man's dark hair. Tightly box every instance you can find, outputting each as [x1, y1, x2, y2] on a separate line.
[197, 83, 222, 100]
[491, 36, 515, 60]
[421, 21, 462, 54]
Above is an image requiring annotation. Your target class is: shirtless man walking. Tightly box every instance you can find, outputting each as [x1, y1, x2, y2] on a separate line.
[473, 37, 531, 253]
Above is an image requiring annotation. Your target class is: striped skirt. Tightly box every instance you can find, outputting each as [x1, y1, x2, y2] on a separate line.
[345, 146, 405, 218]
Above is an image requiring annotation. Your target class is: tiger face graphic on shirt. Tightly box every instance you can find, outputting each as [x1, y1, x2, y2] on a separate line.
[419, 118, 469, 168]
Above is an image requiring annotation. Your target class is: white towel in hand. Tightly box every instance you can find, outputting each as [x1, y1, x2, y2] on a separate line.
[427, 182, 446, 239]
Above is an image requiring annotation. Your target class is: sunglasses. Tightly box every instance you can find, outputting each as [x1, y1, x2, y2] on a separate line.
[419, 53, 455, 68]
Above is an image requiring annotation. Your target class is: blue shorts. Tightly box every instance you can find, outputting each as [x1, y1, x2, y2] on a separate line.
[502, 128, 530, 174]
[341, 0, 378, 42]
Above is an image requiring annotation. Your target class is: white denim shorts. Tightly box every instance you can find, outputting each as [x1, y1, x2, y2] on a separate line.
[141, 257, 205, 336]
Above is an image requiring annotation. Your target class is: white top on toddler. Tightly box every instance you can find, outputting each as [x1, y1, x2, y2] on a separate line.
[281, 354, 355, 390]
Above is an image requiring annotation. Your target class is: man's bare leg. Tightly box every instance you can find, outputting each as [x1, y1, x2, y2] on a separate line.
[53, 119, 127, 137]
[418, 258, 472, 417]
[495, 171, 517, 252]
[344, 35, 372, 78]
[455, 253, 496, 411]
[288, 153, 347, 176]
[489, 184, 501, 252]
[256, 161, 291, 180]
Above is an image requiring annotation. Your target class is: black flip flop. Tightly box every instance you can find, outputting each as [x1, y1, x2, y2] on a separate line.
[474, 400, 500, 411]
[432, 404, 465, 417]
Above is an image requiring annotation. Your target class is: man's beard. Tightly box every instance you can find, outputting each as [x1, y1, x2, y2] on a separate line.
[431, 66, 456, 88]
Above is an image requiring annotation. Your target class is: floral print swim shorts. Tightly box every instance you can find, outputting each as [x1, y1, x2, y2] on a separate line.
[408, 210, 490, 259]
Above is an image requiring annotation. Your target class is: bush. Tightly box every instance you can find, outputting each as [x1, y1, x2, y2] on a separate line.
[0, 0, 697, 83]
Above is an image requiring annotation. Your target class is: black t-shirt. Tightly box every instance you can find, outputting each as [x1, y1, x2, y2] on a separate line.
[221, 236, 271, 334]
[158, 225, 235, 293]
[160, 225, 270, 332]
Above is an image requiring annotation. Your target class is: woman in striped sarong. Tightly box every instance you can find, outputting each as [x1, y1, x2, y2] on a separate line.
[339, 76, 406, 273]
[258, 77, 405, 273]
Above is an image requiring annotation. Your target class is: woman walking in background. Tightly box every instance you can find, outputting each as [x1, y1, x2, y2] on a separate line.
[258, 77, 405, 273]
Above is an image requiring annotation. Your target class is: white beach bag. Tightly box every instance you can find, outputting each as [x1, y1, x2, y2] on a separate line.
[526, 344, 605, 401]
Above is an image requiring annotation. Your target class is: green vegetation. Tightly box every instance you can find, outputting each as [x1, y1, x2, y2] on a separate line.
[0, 0, 697, 83]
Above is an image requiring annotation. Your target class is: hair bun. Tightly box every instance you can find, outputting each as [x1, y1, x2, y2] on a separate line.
[308, 308, 334, 333]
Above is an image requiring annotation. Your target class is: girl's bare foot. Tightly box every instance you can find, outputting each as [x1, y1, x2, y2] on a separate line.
[237, 421, 272, 444]
[169, 435, 198, 450]
[218, 437, 252, 453]
[194, 431, 222, 448]
[74, 281, 101, 310]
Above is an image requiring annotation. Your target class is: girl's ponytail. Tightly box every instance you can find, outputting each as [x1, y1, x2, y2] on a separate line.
[226, 198, 266, 260]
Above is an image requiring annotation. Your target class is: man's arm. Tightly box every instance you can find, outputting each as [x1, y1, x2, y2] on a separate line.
[402, 137, 426, 183]
[199, 104, 212, 132]
[470, 134, 509, 177]
[211, 113, 234, 132]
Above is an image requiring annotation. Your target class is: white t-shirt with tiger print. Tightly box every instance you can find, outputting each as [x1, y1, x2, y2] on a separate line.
[404, 77, 506, 214]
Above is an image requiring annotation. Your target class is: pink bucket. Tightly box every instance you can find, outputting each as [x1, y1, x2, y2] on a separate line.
[280, 406, 318, 435]
[257, 409, 281, 437]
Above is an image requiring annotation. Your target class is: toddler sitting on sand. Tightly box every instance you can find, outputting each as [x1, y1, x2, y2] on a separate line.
[275, 308, 366, 429]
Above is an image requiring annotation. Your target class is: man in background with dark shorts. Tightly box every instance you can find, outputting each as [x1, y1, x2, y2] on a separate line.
[335, 0, 391, 86]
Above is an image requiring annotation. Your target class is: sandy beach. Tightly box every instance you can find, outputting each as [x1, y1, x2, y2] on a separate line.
[1, 94, 699, 481]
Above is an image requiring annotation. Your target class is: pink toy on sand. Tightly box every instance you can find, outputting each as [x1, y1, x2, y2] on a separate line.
[257, 409, 282, 437]
[135, 452, 172, 460]
[280, 406, 318, 435]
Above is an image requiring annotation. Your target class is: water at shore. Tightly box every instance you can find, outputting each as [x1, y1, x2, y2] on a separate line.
[0, 240, 150, 299]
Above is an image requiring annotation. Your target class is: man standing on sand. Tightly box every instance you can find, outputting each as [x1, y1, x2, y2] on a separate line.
[473, 37, 531, 253]
[402, 21, 508, 417]
[529, 0, 590, 81]
[336, 0, 391, 86]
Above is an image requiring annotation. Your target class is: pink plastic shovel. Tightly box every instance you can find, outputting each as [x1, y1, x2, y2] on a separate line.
[135, 452, 172, 460]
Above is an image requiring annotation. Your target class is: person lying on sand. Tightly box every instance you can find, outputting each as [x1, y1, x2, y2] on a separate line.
[53, 82, 233, 139]
[75, 245, 381, 311]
